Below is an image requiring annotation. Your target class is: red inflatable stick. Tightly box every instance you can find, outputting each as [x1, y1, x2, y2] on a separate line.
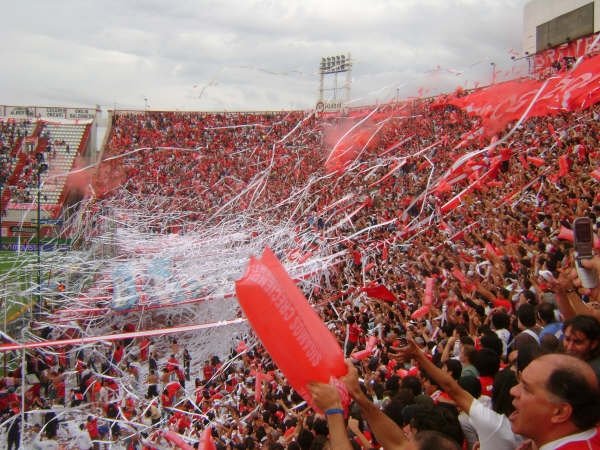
[235, 248, 347, 406]
[350, 349, 372, 360]
[164, 430, 195, 450]
[350, 335, 378, 361]
[591, 169, 600, 181]
[423, 277, 435, 306]
[558, 155, 569, 177]
[411, 305, 431, 320]
[199, 427, 216, 450]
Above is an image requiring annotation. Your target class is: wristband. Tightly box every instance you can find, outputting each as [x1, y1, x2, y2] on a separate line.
[325, 408, 344, 416]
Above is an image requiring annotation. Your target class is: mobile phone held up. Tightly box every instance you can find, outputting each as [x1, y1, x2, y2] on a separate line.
[573, 217, 598, 289]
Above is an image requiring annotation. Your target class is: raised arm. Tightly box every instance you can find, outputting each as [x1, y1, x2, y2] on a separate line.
[554, 259, 600, 321]
[307, 382, 353, 450]
[342, 359, 409, 450]
[391, 338, 474, 413]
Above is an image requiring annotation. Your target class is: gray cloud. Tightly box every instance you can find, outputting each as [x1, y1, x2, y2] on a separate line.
[0, 0, 528, 110]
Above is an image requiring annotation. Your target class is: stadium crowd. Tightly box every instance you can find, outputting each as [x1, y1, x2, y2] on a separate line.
[2, 97, 600, 450]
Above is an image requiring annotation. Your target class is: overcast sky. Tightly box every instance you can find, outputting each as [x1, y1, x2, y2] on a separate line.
[0, 0, 530, 111]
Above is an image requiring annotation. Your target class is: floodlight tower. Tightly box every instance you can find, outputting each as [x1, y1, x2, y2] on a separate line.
[317, 53, 352, 112]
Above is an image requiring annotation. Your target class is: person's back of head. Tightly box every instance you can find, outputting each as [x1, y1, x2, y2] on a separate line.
[540, 333, 561, 354]
[311, 417, 329, 437]
[522, 289, 538, 306]
[461, 344, 476, 364]
[537, 302, 556, 325]
[472, 348, 500, 377]
[460, 335, 475, 346]
[414, 430, 462, 450]
[385, 375, 400, 396]
[407, 404, 464, 448]
[401, 375, 423, 397]
[443, 359, 462, 381]
[458, 375, 481, 399]
[517, 303, 537, 328]
[296, 429, 313, 450]
[479, 332, 503, 358]
[492, 368, 518, 416]
[385, 393, 412, 427]
[491, 311, 511, 330]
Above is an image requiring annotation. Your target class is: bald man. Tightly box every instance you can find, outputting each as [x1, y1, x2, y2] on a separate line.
[509, 353, 600, 449]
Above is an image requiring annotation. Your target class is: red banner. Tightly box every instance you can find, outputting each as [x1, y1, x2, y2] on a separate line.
[362, 284, 397, 303]
[534, 33, 599, 76]
[448, 53, 600, 136]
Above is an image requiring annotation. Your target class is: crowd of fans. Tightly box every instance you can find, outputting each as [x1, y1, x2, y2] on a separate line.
[0, 120, 78, 206]
[2, 96, 600, 449]
[0, 119, 33, 205]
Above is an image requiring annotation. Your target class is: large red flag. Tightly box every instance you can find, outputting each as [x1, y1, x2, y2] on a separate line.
[362, 284, 397, 302]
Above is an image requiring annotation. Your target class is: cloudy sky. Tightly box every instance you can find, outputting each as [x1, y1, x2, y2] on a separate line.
[0, 0, 530, 111]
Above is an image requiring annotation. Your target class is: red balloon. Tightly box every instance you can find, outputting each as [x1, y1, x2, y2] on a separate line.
[236, 248, 347, 406]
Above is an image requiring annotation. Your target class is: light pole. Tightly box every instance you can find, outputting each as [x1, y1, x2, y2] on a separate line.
[0, 176, 4, 253]
[35, 153, 48, 317]
[490, 62, 497, 85]
[318, 54, 352, 111]
[511, 51, 532, 76]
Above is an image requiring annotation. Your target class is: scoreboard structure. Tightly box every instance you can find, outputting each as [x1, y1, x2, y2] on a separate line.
[523, 0, 600, 76]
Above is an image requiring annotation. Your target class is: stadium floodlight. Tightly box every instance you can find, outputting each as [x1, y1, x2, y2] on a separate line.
[317, 53, 352, 112]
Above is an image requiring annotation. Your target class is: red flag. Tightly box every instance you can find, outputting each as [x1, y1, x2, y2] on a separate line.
[362, 284, 397, 303]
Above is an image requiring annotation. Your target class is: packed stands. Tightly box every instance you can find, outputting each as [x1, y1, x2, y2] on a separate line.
[0, 120, 91, 227]
[1, 64, 600, 448]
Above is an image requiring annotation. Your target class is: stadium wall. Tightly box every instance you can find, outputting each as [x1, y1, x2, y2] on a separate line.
[523, 0, 599, 54]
